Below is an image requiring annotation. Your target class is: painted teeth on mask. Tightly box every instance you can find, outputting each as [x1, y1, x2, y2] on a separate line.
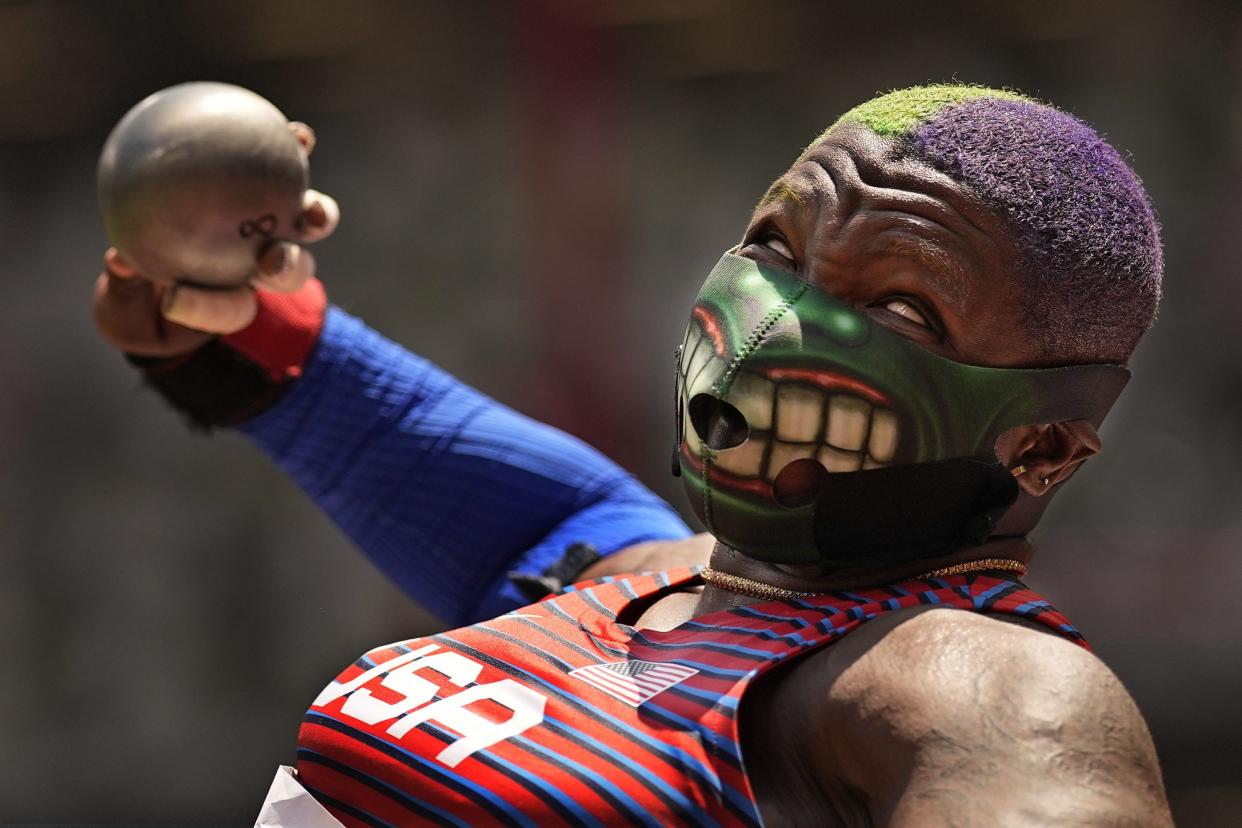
[694, 379, 901, 481]
[868, 409, 899, 463]
[729, 374, 774, 431]
[684, 335, 713, 387]
[712, 434, 767, 476]
[767, 441, 817, 475]
[776, 385, 824, 442]
[818, 445, 860, 473]
[826, 395, 869, 451]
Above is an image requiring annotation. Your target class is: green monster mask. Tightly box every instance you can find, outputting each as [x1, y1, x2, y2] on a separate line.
[674, 252, 1130, 569]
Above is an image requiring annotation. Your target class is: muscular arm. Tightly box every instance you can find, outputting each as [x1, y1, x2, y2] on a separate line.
[814, 609, 1171, 827]
[232, 305, 691, 625]
[118, 278, 693, 625]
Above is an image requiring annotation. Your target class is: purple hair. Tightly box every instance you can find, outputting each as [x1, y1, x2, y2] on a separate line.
[905, 96, 1162, 363]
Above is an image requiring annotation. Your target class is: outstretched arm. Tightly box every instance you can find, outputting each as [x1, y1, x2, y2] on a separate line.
[100, 271, 691, 625]
[237, 302, 691, 624]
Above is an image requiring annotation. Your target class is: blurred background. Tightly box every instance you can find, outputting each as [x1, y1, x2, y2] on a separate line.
[1, 0, 1238, 823]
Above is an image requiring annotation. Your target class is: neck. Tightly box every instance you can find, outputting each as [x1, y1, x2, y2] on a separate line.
[694, 535, 1034, 614]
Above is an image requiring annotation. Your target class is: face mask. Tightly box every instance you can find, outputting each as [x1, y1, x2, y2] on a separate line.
[674, 252, 1129, 570]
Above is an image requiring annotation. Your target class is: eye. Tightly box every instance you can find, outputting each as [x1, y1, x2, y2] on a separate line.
[880, 298, 928, 327]
[739, 227, 798, 271]
[762, 234, 794, 261]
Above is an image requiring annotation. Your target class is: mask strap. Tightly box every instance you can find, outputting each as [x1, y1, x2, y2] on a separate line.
[990, 362, 1131, 442]
[671, 344, 684, 477]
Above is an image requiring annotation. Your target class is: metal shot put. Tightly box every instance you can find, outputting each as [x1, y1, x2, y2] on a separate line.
[97, 82, 308, 289]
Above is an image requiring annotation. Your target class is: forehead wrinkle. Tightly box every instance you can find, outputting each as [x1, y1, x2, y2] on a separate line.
[806, 151, 864, 218]
[756, 162, 835, 218]
[864, 189, 1000, 262]
[812, 132, 1001, 241]
[855, 160, 1001, 242]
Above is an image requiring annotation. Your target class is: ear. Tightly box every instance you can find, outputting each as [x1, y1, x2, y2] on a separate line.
[994, 419, 1102, 497]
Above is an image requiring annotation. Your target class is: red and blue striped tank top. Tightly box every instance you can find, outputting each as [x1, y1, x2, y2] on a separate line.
[296, 568, 1087, 826]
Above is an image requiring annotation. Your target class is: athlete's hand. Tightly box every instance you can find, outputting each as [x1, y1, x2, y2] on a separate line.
[92, 122, 340, 358]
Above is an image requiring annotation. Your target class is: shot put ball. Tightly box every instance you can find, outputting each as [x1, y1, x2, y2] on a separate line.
[97, 81, 309, 287]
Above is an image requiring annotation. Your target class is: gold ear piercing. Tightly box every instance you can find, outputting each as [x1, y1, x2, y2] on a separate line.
[1012, 465, 1051, 487]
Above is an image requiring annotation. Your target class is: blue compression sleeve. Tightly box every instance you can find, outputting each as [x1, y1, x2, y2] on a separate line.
[239, 307, 692, 625]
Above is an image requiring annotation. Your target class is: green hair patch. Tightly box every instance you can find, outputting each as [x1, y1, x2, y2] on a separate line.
[828, 84, 1031, 138]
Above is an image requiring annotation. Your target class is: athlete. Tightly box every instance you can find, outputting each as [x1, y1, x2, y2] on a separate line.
[95, 86, 1173, 825]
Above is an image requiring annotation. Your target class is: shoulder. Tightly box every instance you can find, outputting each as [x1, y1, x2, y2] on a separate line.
[577, 533, 715, 579]
[806, 607, 1172, 826]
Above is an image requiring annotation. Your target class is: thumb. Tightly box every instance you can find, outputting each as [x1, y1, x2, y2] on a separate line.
[162, 284, 258, 335]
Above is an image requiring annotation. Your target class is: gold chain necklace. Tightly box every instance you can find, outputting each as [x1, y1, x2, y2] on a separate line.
[698, 567, 821, 600]
[699, 558, 1028, 602]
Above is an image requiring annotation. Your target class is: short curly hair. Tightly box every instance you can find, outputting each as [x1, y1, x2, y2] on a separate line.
[824, 85, 1163, 365]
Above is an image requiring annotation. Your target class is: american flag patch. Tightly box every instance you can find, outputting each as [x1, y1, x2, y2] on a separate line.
[569, 660, 699, 706]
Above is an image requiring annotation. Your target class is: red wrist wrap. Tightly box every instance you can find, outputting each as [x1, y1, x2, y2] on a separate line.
[223, 277, 327, 382]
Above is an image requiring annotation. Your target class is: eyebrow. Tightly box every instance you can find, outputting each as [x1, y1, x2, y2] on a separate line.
[756, 180, 809, 210]
[871, 229, 970, 311]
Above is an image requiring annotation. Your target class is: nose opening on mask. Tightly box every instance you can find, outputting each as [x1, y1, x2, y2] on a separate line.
[689, 393, 749, 450]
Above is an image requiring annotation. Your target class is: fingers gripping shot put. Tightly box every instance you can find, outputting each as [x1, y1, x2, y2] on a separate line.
[95, 82, 338, 356]
[95, 84, 1173, 826]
